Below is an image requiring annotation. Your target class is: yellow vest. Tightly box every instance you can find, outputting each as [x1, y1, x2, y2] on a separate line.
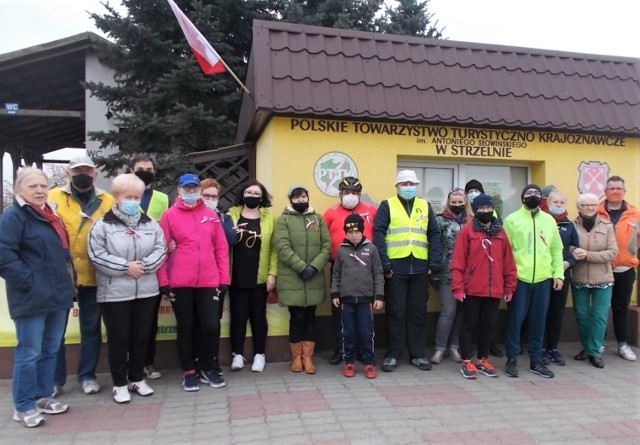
[146, 190, 169, 222]
[385, 196, 429, 260]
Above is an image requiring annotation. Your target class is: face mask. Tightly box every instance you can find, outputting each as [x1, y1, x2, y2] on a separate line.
[71, 173, 93, 190]
[606, 190, 624, 202]
[341, 194, 359, 210]
[467, 191, 481, 203]
[548, 206, 565, 216]
[120, 200, 141, 216]
[204, 200, 218, 210]
[244, 196, 262, 209]
[450, 204, 465, 215]
[134, 170, 154, 186]
[399, 186, 417, 200]
[476, 212, 493, 224]
[291, 202, 309, 213]
[523, 195, 542, 209]
[181, 193, 201, 205]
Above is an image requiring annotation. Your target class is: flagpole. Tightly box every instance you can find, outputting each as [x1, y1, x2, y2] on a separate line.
[216, 57, 252, 98]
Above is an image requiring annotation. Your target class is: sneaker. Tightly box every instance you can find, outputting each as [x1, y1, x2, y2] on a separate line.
[599, 345, 605, 354]
[540, 350, 550, 366]
[36, 397, 69, 414]
[448, 348, 463, 363]
[182, 373, 200, 392]
[144, 365, 162, 380]
[529, 362, 555, 378]
[505, 359, 518, 378]
[200, 370, 226, 388]
[13, 409, 45, 428]
[343, 363, 355, 377]
[574, 350, 588, 361]
[410, 357, 432, 370]
[548, 349, 566, 366]
[460, 360, 478, 379]
[430, 349, 444, 364]
[364, 364, 377, 379]
[476, 357, 497, 377]
[212, 358, 224, 376]
[52, 385, 63, 398]
[618, 345, 637, 361]
[329, 350, 343, 365]
[231, 354, 246, 371]
[251, 353, 266, 372]
[382, 357, 398, 372]
[81, 379, 100, 395]
[128, 380, 154, 396]
[112, 385, 131, 403]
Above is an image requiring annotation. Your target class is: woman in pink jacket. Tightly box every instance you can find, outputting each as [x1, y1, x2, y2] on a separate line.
[158, 174, 230, 392]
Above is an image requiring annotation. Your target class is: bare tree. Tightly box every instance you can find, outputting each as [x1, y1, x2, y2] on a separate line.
[2, 180, 13, 211]
[43, 163, 68, 189]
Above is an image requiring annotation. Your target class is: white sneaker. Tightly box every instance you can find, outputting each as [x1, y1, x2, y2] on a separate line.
[13, 409, 45, 428]
[251, 353, 266, 372]
[112, 386, 131, 404]
[599, 345, 605, 354]
[144, 365, 162, 380]
[81, 379, 100, 395]
[231, 354, 245, 371]
[128, 380, 154, 396]
[36, 397, 69, 414]
[448, 347, 463, 363]
[430, 350, 444, 364]
[618, 345, 637, 361]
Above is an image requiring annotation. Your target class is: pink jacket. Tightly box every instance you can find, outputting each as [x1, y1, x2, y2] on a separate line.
[158, 198, 230, 288]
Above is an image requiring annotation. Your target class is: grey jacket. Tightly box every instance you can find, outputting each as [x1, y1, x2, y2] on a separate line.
[330, 238, 385, 303]
[88, 210, 166, 303]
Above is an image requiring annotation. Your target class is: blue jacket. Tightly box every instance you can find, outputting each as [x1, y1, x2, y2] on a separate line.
[0, 199, 74, 319]
[557, 216, 579, 272]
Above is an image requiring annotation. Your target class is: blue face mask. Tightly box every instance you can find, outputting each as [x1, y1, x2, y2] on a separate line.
[467, 191, 481, 203]
[182, 193, 201, 205]
[548, 206, 565, 216]
[399, 186, 417, 200]
[120, 200, 141, 216]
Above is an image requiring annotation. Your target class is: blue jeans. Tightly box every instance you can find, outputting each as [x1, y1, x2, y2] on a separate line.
[341, 302, 375, 364]
[55, 287, 102, 385]
[13, 310, 67, 412]
[505, 280, 551, 363]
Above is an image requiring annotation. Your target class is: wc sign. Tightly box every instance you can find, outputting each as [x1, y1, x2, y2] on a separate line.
[4, 103, 19, 114]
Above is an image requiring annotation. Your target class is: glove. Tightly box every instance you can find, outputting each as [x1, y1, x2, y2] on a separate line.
[217, 285, 228, 298]
[299, 265, 317, 280]
[429, 278, 441, 291]
[159, 286, 172, 297]
[503, 292, 513, 303]
[453, 291, 465, 302]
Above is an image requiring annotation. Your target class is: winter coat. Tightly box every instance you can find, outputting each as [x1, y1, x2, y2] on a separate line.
[330, 238, 384, 303]
[323, 201, 377, 261]
[571, 216, 618, 285]
[88, 210, 167, 303]
[157, 198, 230, 288]
[0, 197, 74, 319]
[597, 201, 640, 269]
[227, 206, 278, 284]
[274, 206, 330, 307]
[436, 210, 472, 282]
[450, 220, 517, 298]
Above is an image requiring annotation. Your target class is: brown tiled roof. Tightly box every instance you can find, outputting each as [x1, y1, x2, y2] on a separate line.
[236, 20, 640, 142]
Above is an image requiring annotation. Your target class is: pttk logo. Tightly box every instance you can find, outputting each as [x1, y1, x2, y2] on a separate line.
[577, 161, 610, 198]
[314, 152, 358, 197]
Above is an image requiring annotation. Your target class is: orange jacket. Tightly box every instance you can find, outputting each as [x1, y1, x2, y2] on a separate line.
[597, 201, 640, 268]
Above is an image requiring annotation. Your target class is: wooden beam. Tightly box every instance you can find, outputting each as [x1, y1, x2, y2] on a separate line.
[0, 109, 84, 118]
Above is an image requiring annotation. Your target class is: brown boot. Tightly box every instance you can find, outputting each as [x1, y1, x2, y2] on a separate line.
[290, 343, 303, 372]
[301, 341, 317, 374]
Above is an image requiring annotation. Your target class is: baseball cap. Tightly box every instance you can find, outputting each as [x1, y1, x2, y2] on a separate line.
[178, 173, 201, 188]
[68, 156, 96, 169]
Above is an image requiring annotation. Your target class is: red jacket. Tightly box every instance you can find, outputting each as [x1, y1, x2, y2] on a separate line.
[450, 221, 517, 299]
[323, 201, 377, 261]
[157, 198, 230, 288]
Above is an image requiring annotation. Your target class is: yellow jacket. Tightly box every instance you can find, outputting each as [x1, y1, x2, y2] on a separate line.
[48, 184, 115, 286]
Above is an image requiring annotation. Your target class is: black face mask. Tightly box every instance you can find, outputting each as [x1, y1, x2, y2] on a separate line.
[291, 202, 309, 213]
[135, 170, 154, 186]
[523, 196, 542, 209]
[476, 212, 493, 224]
[450, 205, 465, 215]
[244, 196, 262, 209]
[71, 173, 93, 190]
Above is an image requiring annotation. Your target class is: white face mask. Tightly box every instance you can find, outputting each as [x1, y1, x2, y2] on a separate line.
[341, 194, 359, 210]
[467, 191, 481, 203]
[204, 200, 218, 210]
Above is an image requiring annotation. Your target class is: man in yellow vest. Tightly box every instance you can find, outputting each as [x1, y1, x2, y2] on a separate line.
[374, 170, 442, 372]
[129, 154, 170, 379]
[50, 156, 115, 395]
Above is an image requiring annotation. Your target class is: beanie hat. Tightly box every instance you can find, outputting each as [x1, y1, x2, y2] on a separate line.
[288, 184, 309, 198]
[464, 179, 484, 194]
[344, 213, 365, 233]
[471, 193, 494, 213]
[521, 184, 542, 200]
[541, 184, 556, 197]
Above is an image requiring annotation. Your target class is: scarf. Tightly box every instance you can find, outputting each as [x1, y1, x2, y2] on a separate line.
[581, 214, 597, 232]
[473, 217, 503, 237]
[552, 210, 568, 223]
[112, 205, 142, 227]
[30, 203, 70, 251]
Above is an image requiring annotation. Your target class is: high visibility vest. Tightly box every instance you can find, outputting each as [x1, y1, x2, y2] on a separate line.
[146, 190, 169, 222]
[385, 196, 429, 260]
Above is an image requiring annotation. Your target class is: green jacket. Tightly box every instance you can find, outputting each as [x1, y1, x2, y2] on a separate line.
[227, 206, 278, 284]
[503, 207, 564, 283]
[274, 206, 331, 307]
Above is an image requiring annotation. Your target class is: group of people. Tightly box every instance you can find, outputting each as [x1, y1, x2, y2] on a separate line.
[0, 156, 638, 428]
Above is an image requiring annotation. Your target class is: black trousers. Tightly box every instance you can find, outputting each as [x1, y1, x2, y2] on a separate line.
[144, 294, 161, 366]
[101, 297, 157, 387]
[459, 296, 500, 360]
[288, 306, 316, 343]
[171, 287, 219, 372]
[230, 285, 268, 355]
[544, 275, 571, 350]
[611, 269, 636, 344]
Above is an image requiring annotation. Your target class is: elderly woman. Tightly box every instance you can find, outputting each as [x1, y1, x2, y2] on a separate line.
[88, 174, 166, 403]
[274, 184, 330, 374]
[0, 168, 73, 427]
[227, 180, 277, 372]
[571, 193, 618, 368]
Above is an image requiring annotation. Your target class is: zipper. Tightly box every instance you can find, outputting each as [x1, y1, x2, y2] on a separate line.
[531, 213, 537, 283]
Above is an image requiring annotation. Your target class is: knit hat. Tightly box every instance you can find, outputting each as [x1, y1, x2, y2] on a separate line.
[344, 213, 365, 233]
[471, 194, 494, 213]
[288, 184, 308, 198]
[541, 184, 556, 197]
[521, 183, 542, 200]
[464, 179, 484, 194]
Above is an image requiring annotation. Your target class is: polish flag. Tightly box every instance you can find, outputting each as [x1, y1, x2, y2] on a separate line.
[167, 0, 226, 75]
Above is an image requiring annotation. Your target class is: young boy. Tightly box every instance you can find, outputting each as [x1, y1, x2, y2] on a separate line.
[330, 214, 385, 378]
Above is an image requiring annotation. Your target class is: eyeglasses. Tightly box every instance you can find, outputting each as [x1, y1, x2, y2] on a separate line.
[524, 190, 542, 197]
[182, 185, 200, 192]
[244, 191, 262, 197]
[202, 194, 218, 200]
[580, 203, 598, 208]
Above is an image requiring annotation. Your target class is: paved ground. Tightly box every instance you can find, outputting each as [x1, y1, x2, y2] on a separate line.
[0, 342, 638, 444]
